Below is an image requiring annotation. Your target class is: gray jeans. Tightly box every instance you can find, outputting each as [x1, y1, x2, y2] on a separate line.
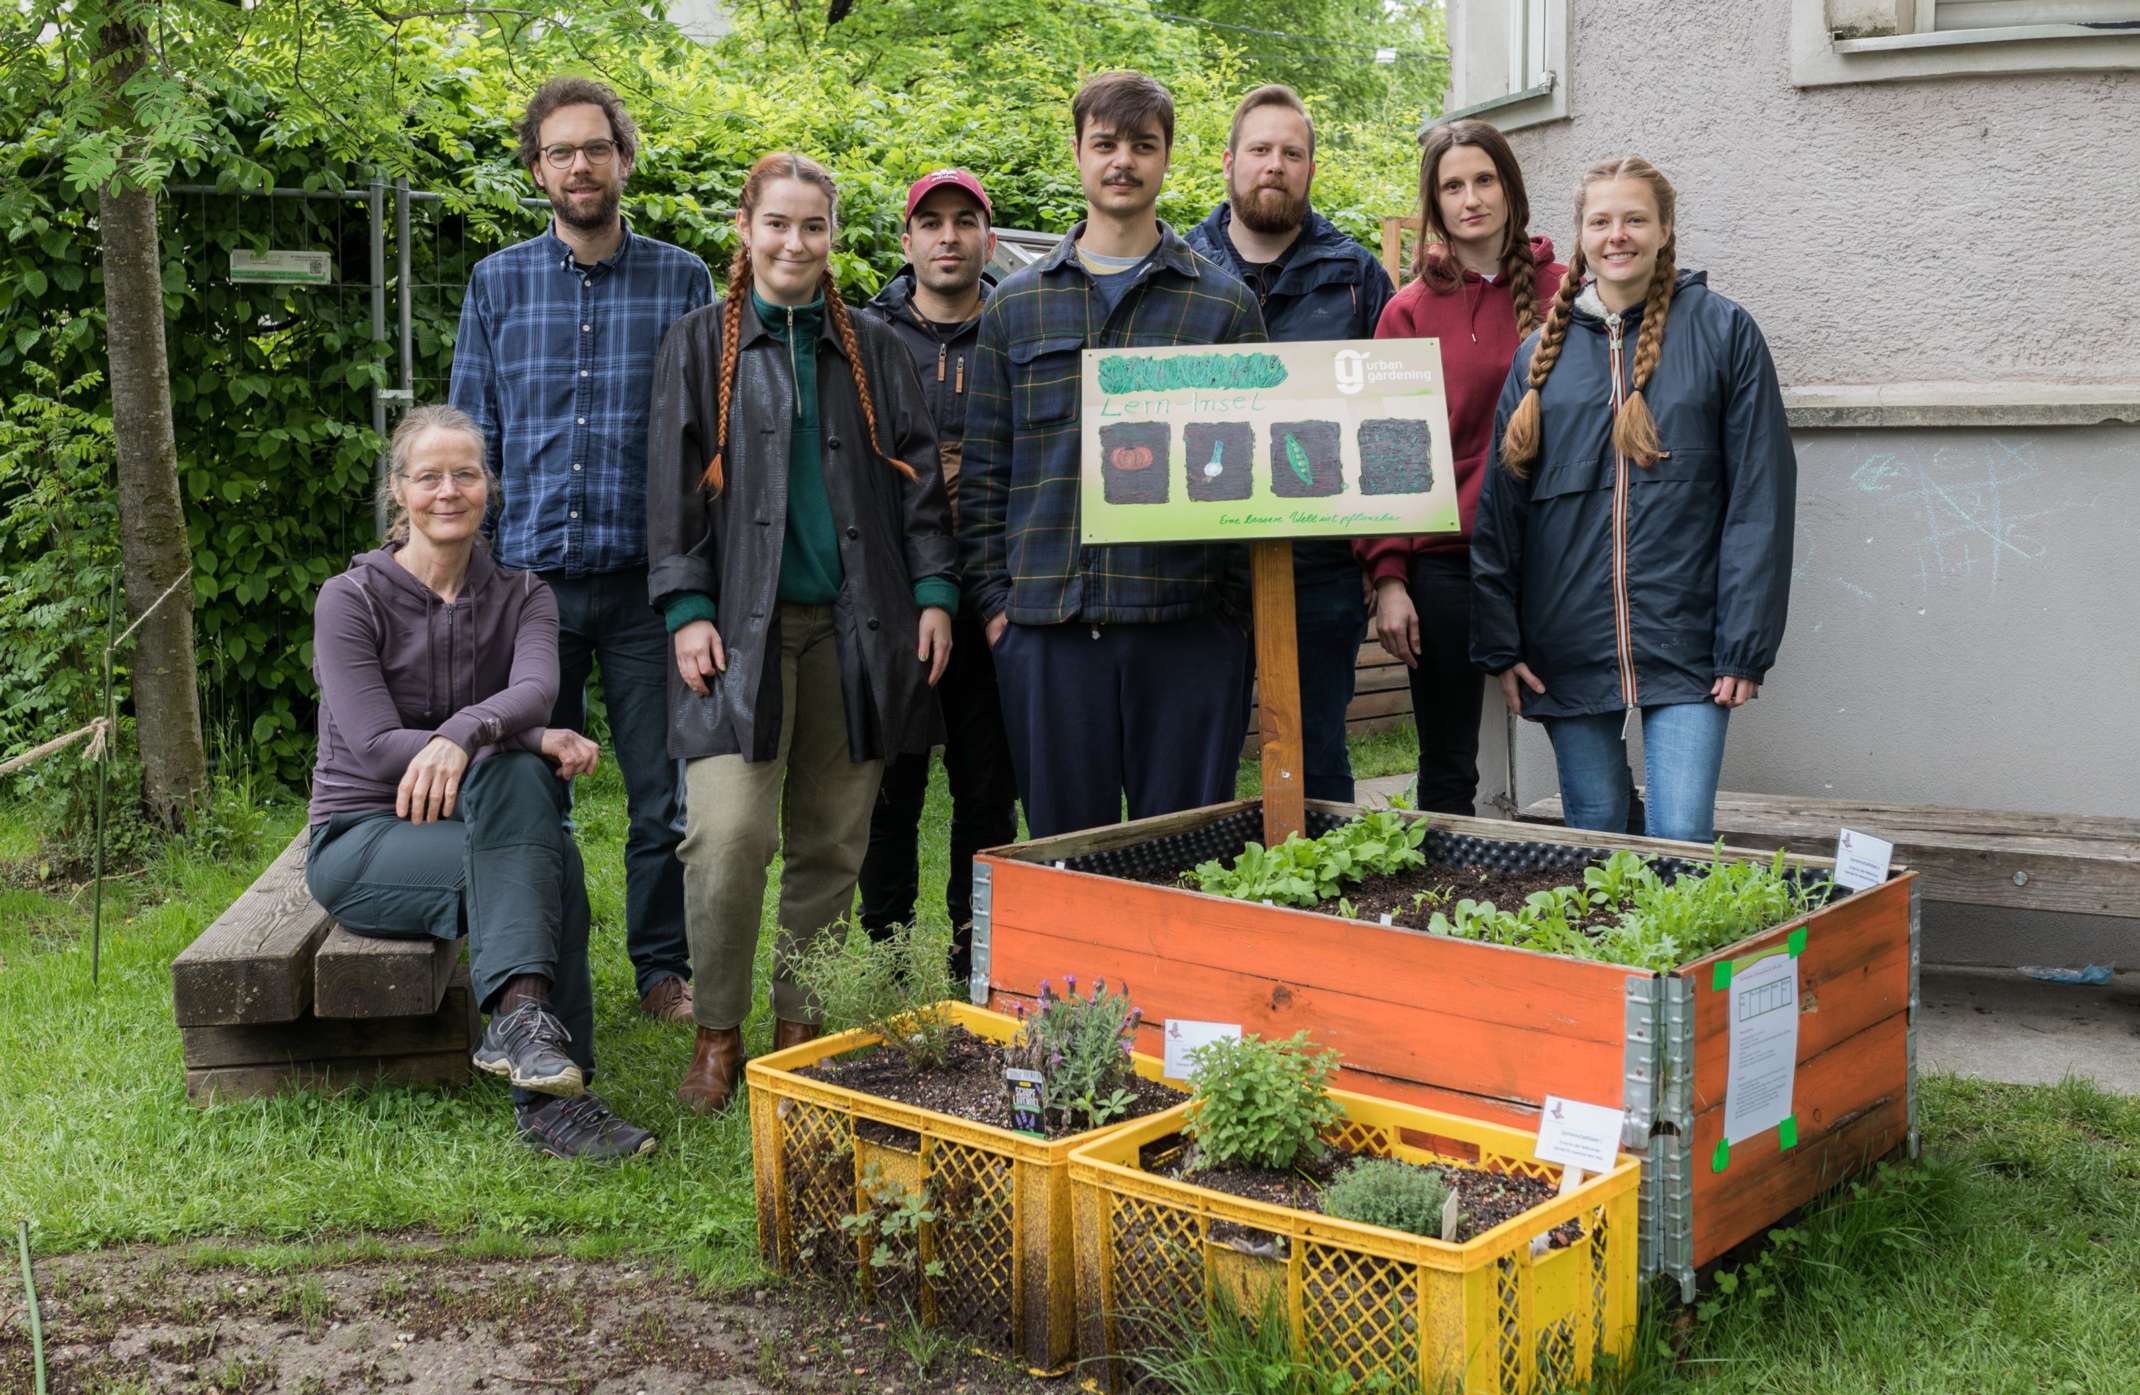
[305, 751, 595, 1101]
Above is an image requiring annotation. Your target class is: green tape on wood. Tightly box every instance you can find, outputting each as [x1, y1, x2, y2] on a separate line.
[1712, 961, 1732, 991]
[1779, 1114, 1799, 1150]
[1787, 926, 1808, 957]
[1712, 1138, 1729, 1173]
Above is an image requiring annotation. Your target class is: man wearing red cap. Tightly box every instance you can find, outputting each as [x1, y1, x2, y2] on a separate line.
[855, 170, 1019, 989]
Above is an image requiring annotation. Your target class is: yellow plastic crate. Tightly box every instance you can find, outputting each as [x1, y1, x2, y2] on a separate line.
[747, 1000, 1175, 1369]
[1067, 1088, 1641, 1394]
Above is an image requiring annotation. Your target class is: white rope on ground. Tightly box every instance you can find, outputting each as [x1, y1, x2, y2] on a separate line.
[0, 719, 111, 779]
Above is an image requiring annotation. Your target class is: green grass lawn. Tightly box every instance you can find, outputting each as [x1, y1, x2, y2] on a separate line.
[5, 722, 2138, 1393]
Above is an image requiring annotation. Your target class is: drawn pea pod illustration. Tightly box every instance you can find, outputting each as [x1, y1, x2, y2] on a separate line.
[1185, 422, 1254, 501]
[1098, 422, 1172, 504]
[1267, 420, 1344, 498]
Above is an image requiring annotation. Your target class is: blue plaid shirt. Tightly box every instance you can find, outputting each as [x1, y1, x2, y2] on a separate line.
[448, 222, 712, 576]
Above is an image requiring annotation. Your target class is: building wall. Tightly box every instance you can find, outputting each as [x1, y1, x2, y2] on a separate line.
[1445, 1, 2140, 961]
[1489, 2, 2140, 394]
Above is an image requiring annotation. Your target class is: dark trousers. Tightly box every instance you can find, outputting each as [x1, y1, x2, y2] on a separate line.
[1404, 552, 1485, 815]
[1291, 567, 1367, 805]
[993, 615, 1252, 840]
[541, 566, 689, 995]
[304, 752, 595, 1104]
[856, 612, 1021, 968]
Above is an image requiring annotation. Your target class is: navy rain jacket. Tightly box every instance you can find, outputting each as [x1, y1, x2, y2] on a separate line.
[1470, 271, 1796, 720]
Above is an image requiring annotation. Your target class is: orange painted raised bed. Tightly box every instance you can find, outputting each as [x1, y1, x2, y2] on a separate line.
[972, 800, 1917, 1298]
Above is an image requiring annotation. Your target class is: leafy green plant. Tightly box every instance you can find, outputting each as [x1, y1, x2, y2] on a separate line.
[1186, 1031, 1343, 1173]
[787, 921, 958, 1071]
[1004, 974, 1143, 1132]
[839, 1161, 946, 1287]
[1319, 1158, 1457, 1241]
[1189, 810, 1428, 909]
[1118, 1278, 1406, 1395]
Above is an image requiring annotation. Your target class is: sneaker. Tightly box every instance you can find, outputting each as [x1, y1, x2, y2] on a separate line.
[472, 1001, 584, 1097]
[638, 975, 696, 1025]
[516, 1093, 659, 1161]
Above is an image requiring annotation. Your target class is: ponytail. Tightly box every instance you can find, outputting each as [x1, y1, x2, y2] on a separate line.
[1498, 245, 1584, 477]
[1614, 242, 1675, 468]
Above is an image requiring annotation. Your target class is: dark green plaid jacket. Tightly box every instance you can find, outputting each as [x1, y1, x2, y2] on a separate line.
[958, 222, 1267, 625]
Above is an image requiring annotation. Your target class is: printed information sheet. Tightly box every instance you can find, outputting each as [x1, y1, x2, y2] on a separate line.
[1723, 952, 1800, 1145]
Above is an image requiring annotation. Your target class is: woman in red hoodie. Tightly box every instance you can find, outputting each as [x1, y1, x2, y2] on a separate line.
[1356, 120, 1565, 815]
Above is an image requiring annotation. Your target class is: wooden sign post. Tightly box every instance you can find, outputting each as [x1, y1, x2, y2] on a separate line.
[1078, 339, 1458, 849]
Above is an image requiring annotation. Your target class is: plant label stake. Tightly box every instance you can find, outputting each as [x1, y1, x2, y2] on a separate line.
[1005, 1067, 1046, 1137]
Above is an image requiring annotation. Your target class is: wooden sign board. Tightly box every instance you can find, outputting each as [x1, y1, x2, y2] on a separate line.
[1078, 338, 1457, 545]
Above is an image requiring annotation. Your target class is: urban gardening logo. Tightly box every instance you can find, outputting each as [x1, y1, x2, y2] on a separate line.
[1334, 348, 1433, 395]
[1097, 351, 1288, 395]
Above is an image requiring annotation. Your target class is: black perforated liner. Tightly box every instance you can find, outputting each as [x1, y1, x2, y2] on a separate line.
[1044, 804, 1837, 906]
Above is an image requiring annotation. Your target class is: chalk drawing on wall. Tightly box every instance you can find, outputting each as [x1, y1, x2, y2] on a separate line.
[1845, 437, 2095, 592]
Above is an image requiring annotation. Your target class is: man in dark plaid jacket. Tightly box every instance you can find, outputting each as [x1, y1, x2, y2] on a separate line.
[959, 70, 1267, 838]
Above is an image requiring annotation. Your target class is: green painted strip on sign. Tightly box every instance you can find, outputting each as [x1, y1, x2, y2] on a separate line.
[1787, 926, 1808, 957]
[1779, 1114, 1799, 1151]
[1712, 1138, 1729, 1173]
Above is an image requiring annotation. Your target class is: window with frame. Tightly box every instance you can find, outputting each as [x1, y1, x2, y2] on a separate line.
[1442, 0, 1570, 131]
[1796, 0, 2140, 85]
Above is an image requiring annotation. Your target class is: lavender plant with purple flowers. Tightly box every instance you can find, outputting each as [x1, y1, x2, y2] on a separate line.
[1004, 975, 1144, 1132]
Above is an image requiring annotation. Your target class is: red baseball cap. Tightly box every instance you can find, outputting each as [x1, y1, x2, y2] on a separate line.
[904, 169, 992, 224]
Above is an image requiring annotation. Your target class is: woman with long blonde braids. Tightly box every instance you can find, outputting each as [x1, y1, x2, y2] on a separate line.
[1470, 157, 1795, 844]
[646, 153, 957, 1112]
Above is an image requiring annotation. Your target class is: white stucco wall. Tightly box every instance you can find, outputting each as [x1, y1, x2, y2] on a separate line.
[1483, 2, 2140, 394]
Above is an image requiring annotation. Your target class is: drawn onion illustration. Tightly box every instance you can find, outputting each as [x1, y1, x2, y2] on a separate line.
[1109, 445, 1155, 472]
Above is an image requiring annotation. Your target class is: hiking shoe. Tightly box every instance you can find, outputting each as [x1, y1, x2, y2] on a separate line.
[473, 1001, 584, 1097]
[516, 1093, 658, 1162]
[638, 974, 696, 1025]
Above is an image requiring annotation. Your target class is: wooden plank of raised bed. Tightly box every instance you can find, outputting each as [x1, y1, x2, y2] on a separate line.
[1521, 792, 2133, 916]
[314, 925, 460, 1020]
[1679, 875, 1915, 1114]
[184, 1050, 472, 1105]
[170, 831, 332, 1027]
[180, 968, 478, 1069]
[1683, 1010, 1912, 1266]
[984, 857, 1640, 1112]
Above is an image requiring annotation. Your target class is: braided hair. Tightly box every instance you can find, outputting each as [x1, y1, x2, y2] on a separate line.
[1413, 118, 1542, 337]
[1499, 155, 1678, 476]
[701, 153, 917, 495]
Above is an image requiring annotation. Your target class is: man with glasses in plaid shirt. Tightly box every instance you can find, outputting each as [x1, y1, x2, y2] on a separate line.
[448, 78, 711, 1024]
[960, 71, 1267, 839]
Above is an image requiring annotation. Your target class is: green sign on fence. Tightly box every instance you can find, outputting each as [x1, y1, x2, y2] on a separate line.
[1079, 337, 1458, 544]
[229, 250, 334, 286]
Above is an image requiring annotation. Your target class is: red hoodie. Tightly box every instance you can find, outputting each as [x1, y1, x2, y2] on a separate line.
[1355, 236, 1565, 582]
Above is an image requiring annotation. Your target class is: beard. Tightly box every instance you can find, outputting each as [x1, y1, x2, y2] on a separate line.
[549, 179, 622, 233]
[915, 252, 982, 297]
[1231, 180, 1310, 236]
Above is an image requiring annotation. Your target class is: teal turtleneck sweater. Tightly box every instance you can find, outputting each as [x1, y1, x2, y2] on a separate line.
[662, 290, 958, 633]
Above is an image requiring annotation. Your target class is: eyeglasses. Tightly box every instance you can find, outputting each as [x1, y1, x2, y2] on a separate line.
[542, 140, 619, 169]
[402, 469, 486, 494]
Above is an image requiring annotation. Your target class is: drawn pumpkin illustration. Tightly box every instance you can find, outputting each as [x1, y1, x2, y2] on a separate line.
[1110, 444, 1155, 472]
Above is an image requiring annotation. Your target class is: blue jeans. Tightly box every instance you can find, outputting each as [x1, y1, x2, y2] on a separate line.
[540, 566, 690, 995]
[1544, 701, 1730, 844]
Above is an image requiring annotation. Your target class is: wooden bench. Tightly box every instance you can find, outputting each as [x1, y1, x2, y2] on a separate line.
[170, 830, 477, 1103]
[1244, 633, 1411, 754]
[1520, 791, 2140, 919]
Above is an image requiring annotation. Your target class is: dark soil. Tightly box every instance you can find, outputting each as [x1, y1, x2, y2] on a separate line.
[1138, 854, 1621, 937]
[798, 1025, 1180, 1140]
[1157, 1146, 1583, 1249]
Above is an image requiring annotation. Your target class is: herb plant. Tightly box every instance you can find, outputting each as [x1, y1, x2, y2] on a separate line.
[1319, 1157, 1457, 1240]
[788, 922, 959, 1071]
[1189, 810, 1428, 909]
[1004, 975, 1144, 1132]
[1186, 1031, 1343, 1172]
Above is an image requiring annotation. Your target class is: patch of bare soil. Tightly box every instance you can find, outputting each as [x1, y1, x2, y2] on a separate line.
[0, 1238, 1079, 1394]
[799, 1026, 1179, 1139]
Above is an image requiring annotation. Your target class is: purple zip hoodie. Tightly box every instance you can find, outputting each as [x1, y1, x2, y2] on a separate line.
[309, 543, 559, 824]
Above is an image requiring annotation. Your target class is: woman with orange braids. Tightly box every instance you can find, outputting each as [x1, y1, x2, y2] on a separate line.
[1357, 120, 1564, 816]
[1470, 156, 1794, 844]
[645, 153, 957, 1113]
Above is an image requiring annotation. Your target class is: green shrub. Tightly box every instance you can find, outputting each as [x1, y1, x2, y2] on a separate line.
[1003, 974, 1142, 1132]
[1186, 1031, 1342, 1172]
[1319, 1157, 1456, 1240]
[786, 922, 958, 1071]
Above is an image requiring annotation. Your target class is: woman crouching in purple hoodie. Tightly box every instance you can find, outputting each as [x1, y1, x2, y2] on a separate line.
[303, 404, 654, 1161]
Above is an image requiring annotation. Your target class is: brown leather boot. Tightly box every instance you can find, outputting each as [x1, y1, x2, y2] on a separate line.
[773, 1018, 821, 1053]
[675, 1026, 745, 1115]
